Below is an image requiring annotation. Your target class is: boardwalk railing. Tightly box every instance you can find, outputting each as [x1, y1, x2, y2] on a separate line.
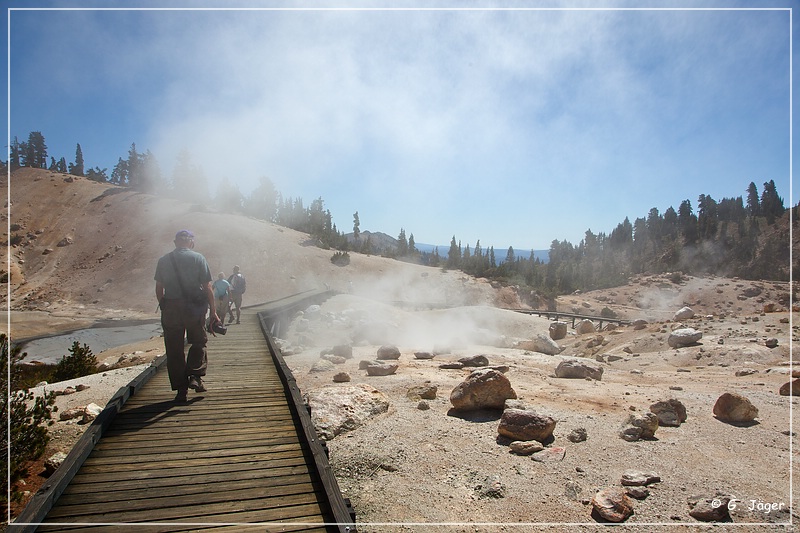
[505, 308, 631, 330]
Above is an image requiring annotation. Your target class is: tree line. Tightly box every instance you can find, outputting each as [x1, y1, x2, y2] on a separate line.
[9, 131, 795, 295]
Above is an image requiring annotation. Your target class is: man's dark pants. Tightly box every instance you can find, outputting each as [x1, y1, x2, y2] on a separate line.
[161, 299, 208, 391]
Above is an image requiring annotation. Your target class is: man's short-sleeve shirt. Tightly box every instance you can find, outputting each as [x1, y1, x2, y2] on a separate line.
[212, 279, 231, 299]
[154, 248, 213, 300]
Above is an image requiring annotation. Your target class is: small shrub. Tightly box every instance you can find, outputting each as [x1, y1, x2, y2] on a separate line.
[52, 341, 98, 382]
[9, 223, 21, 231]
[331, 251, 350, 266]
[10, 234, 23, 246]
[1, 335, 56, 508]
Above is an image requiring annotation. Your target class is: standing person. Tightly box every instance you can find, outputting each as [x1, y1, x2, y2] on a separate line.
[155, 230, 221, 402]
[211, 272, 231, 325]
[227, 265, 246, 325]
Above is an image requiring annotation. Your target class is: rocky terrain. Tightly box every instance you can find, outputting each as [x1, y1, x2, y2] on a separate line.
[5, 168, 799, 530]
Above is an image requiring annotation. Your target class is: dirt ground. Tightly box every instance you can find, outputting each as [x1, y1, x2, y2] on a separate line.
[5, 168, 799, 530]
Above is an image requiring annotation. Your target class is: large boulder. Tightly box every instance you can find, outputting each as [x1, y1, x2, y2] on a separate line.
[459, 354, 489, 367]
[549, 321, 568, 340]
[649, 399, 687, 427]
[365, 362, 398, 376]
[591, 487, 634, 522]
[450, 369, 517, 411]
[303, 384, 390, 440]
[575, 319, 596, 335]
[780, 379, 800, 396]
[554, 359, 603, 381]
[376, 345, 401, 360]
[516, 334, 562, 356]
[668, 328, 703, 348]
[673, 306, 695, 320]
[713, 392, 758, 423]
[619, 412, 659, 441]
[497, 409, 556, 443]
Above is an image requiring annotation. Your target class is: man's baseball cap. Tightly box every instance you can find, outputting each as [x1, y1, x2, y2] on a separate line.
[175, 229, 195, 240]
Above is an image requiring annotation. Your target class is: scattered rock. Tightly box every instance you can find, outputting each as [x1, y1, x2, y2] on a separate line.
[625, 486, 650, 499]
[458, 354, 489, 367]
[333, 372, 351, 383]
[741, 286, 762, 298]
[549, 321, 567, 340]
[508, 440, 544, 455]
[673, 306, 695, 320]
[735, 368, 758, 377]
[376, 345, 401, 360]
[620, 470, 661, 486]
[82, 403, 103, 423]
[591, 487, 634, 522]
[450, 368, 517, 411]
[332, 345, 354, 359]
[439, 362, 464, 370]
[632, 319, 648, 330]
[619, 412, 659, 441]
[414, 351, 435, 360]
[407, 384, 437, 400]
[554, 359, 603, 381]
[688, 493, 731, 522]
[567, 427, 588, 443]
[497, 409, 556, 443]
[310, 359, 335, 373]
[779, 379, 800, 396]
[365, 362, 398, 376]
[516, 334, 562, 355]
[713, 392, 758, 423]
[765, 338, 779, 348]
[44, 452, 68, 476]
[303, 384, 390, 440]
[649, 399, 687, 427]
[59, 407, 85, 422]
[668, 328, 703, 348]
[575, 319, 596, 335]
[320, 354, 347, 364]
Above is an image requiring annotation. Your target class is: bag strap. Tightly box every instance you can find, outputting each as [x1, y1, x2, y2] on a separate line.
[168, 250, 192, 299]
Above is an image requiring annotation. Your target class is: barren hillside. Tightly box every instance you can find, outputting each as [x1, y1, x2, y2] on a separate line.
[4, 168, 504, 337]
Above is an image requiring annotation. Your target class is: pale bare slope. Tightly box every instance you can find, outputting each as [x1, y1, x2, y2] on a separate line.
[4, 168, 502, 337]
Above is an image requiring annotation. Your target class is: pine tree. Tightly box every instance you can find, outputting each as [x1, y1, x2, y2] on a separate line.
[760, 180, 785, 224]
[353, 211, 360, 242]
[447, 236, 461, 268]
[397, 228, 408, 256]
[68, 143, 85, 176]
[746, 182, 760, 217]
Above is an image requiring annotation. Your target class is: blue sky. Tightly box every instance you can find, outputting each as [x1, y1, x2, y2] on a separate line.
[5, 1, 794, 250]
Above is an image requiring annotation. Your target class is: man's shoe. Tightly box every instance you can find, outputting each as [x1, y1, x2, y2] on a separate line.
[188, 376, 207, 393]
[236, 320, 240, 324]
[174, 389, 188, 403]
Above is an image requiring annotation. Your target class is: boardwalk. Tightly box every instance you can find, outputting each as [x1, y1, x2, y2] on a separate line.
[15, 292, 354, 532]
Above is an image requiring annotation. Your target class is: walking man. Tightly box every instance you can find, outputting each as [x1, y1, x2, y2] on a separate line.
[227, 265, 246, 324]
[211, 272, 231, 325]
[155, 230, 221, 402]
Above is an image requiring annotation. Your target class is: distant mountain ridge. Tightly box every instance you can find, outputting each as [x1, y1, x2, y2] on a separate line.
[345, 231, 549, 263]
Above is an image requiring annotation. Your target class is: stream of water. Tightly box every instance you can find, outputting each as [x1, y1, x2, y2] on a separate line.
[16, 322, 163, 365]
